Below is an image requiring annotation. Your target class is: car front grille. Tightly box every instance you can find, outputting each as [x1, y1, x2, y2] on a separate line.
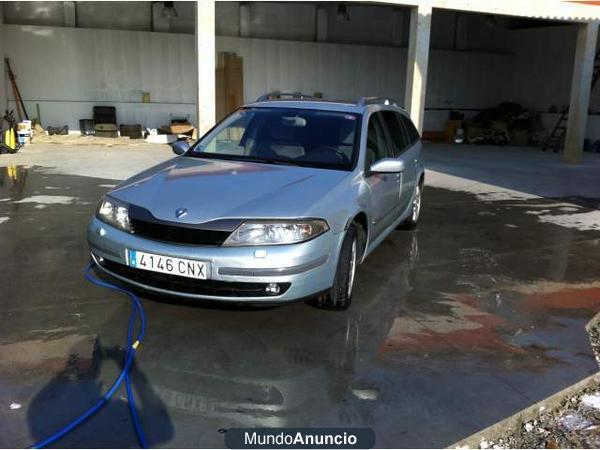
[99, 259, 290, 298]
[126, 205, 238, 246]
[130, 217, 230, 246]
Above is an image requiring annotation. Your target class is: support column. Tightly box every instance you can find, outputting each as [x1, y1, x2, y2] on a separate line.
[195, 0, 216, 135]
[404, 3, 432, 133]
[564, 21, 599, 164]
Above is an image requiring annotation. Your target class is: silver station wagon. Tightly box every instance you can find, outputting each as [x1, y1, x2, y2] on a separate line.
[88, 94, 424, 310]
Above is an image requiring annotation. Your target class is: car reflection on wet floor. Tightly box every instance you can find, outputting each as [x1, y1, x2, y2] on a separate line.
[0, 165, 598, 448]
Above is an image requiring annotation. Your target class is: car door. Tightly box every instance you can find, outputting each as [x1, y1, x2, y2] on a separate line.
[397, 113, 421, 211]
[365, 111, 400, 238]
[380, 110, 412, 213]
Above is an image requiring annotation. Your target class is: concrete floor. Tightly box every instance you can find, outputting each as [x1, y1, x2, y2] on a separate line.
[0, 143, 599, 448]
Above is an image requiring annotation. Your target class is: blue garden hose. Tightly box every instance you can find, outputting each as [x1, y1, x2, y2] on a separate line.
[31, 262, 148, 448]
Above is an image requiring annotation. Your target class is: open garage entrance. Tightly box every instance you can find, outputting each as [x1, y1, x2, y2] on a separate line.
[425, 9, 600, 164]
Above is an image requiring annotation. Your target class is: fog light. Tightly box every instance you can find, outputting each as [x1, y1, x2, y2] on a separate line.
[265, 283, 280, 295]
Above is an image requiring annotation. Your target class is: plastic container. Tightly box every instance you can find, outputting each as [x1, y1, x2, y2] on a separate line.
[79, 119, 95, 136]
[17, 120, 32, 133]
[17, 132, 30, 145]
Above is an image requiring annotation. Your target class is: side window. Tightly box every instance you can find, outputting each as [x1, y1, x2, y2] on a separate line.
[365, 112, 390, 169]
[400, 114, 420, 145]
[382, 111, 410, 157]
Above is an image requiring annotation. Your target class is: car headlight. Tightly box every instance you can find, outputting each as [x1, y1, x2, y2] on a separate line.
[223, 219, 329, 246]
[96, 196, 132, 232]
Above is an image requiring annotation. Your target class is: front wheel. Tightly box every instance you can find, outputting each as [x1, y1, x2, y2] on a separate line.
[398, 181, 422, 230]
[315, 224, 358, 310]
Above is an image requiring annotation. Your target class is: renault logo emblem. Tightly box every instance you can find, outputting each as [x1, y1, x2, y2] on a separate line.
[175, 208, 188, 219]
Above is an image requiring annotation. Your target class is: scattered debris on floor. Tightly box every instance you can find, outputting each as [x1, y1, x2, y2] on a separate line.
[470, 318, 600, 449]
[474, 383, 600, 449]
[581, 393, 600, 410]
[447, 102, 546, 146]
[30, 134, 155, 146]
[589, 319, 600, 367]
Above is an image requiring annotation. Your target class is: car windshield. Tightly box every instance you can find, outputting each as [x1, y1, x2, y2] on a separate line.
[188, 107, 360, 170]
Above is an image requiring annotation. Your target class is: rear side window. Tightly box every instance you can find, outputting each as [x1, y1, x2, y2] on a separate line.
[399, 114, 420, 145]
[382, 111, 410, 157]
[365, 112, 390, 168]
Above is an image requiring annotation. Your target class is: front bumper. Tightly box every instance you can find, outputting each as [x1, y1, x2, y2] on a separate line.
[87, 217, 343, 302]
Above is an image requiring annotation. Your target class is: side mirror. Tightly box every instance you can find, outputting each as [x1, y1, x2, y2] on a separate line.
[369, 158, 405, 174]
[171, 140, 190, 155]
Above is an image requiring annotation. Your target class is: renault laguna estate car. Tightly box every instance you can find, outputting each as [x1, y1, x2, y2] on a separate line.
[88, 94, 424, 309]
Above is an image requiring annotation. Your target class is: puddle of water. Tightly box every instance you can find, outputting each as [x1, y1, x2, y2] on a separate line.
[380, 293, 524, 357]
[14, 195, 77, 205]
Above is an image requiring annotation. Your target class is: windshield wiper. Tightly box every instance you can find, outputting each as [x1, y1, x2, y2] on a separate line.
[186, 152, 243, 162]
[188, 152, 306, 167]
[187, 152, 346, 170]
[258, 158, 308, 167]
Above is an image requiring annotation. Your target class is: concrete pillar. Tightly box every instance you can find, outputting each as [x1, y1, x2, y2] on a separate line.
[564, 21, 599, 164]
[404, 3, 432, 133]
[64, 2, 76, 27]
[195, 0, 216, 135]
[315, 6, 327, 42]
[240, 3, 251, 38]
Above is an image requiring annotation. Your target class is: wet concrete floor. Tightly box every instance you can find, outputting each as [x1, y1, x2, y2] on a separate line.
[0, 163, 598, 448]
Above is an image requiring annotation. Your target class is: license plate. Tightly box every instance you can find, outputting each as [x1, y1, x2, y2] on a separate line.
[128, 250, 208, 280]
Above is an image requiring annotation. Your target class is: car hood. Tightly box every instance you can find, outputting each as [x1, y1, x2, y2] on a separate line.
[110, 156, 350, 224]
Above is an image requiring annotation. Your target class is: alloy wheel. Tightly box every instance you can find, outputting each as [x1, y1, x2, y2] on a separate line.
[347, 238, 357, 297]
[412, 184, 422, 222]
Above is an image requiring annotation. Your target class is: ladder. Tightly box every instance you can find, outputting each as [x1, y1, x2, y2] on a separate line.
[542, 109, 568, 152]
[543, 50, 600, 152]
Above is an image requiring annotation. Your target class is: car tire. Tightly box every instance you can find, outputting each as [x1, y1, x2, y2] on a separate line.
[398, 180, 422, 231]
[316, 224, 359, 310]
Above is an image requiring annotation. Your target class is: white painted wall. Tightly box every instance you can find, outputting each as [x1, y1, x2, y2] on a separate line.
[248, 2, 316, 42]
[3, 3, 598, 139]
[3, 1, 66, 27]
[215, 1, 239, 36]
[509, 25, 578, 112]
[507, 24, 600, 142]
[3, 24, 513, 131]
[4, 25, 196, 129]
[3, 1, 513, 51]
[76, 1, 152, 31]
[325, 3, 399, 47]
[541, 113, 600, 141]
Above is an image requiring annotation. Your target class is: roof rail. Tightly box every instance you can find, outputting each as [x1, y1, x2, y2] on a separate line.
[256, 91, 315, 102]
[356, 97, 399, 107]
